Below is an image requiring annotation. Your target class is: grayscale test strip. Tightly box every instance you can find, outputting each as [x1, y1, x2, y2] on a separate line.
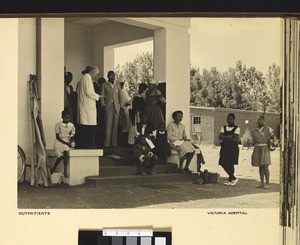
[78, 229, 171, 245]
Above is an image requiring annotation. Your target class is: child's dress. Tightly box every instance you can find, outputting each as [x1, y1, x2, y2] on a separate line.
[54, 121, 76, 157]
[218, 125, 240, 167]
[154, 131, 171, 157]
[251, 126, 273, 167]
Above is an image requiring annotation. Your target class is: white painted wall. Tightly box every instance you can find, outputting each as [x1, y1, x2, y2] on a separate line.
[154, 27, 191, 132]
[18, 18, 36, 159]
[0, 19, 18, 190]
[65, 23, 93, 88]
[92, 21, 153, 77]
[40, 18, 64, 149]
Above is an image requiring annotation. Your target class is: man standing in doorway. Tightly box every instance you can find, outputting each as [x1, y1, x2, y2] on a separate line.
[100, 71, 121, 147]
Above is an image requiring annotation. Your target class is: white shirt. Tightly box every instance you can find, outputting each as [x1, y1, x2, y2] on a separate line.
[220, 125, 240, 135]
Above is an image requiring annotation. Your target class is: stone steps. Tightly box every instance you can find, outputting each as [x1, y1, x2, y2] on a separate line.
[98, 163, 178, 177]
[85, 172, 199, 187]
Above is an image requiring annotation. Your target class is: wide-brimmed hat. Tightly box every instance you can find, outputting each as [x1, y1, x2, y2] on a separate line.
[148, 79, 158, 85]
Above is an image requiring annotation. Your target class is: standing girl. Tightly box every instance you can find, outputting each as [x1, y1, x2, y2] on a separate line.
[51, 110, 76, 177]
[218, 113, 240, 186]
[251, 114, 275, 189]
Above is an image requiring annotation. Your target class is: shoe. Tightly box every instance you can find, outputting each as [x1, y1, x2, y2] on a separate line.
[224, 181, 232, 186]
[256, 184, 265, 188]
[147, 170, 156, 175]
[231, 179, 239, 186]
[264, 184, 270, 189]
[184, 168, 193, 173]
[176, 168, 186, 173]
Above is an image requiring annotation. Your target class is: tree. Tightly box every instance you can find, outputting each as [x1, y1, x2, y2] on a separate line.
[265, 64, 281, 113]
[115, 52, 153, 98]
[190, 60, 281, 113]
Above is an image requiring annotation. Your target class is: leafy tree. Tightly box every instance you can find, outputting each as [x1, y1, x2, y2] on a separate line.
[115, 52, 153, 98]
[190, 60, 281, 113]
[265, 64, 281, 112]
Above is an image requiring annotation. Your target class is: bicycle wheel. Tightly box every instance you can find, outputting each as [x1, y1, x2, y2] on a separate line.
[17, 145, 26, 182]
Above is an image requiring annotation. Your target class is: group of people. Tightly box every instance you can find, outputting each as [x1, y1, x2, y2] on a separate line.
[218, 113, 276, 188]
[52, 65, 276, 190]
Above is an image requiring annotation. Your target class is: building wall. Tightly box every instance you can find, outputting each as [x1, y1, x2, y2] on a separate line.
[40, 18, 65, 149]
[18, 18, 36, 160]
[92, 22, 154, 77]
[190, 107, 215, 145]
[65, 23, 93, 88]
[191, 106, 281, 145]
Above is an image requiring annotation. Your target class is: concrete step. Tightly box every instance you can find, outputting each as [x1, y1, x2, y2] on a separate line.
[98, 163, 178, 177]
[103, 147, 133, 157]
[85, 172, 199, 187]
[100, 156, 138, 166]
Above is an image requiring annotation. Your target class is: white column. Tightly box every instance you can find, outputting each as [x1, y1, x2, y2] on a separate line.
[103, 46, 115, 78]
[18, 18, 36, 159]
[40, 18, 65, 149]
[154, 27, 191, 133]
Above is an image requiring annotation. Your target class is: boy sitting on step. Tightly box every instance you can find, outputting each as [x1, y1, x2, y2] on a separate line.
[133, 135, 157, 176]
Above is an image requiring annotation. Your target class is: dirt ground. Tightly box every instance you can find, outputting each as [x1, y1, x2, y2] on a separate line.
[18, 146, 281, 209]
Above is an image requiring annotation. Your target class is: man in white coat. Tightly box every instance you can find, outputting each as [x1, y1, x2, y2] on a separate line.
[77, 66, 102, 148]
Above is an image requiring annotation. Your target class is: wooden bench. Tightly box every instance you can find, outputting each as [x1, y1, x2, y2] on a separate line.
[47, 149, 103, 186]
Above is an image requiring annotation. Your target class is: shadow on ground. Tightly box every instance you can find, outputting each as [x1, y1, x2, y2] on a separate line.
[18, 177, 280, 209]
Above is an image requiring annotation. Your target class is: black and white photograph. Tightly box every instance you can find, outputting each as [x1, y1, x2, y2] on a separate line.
[15, 17, 283, 209]
[0, 11, 299, 245]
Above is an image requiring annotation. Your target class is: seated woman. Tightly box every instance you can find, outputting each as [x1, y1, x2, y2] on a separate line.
[167, 110, 196, 173]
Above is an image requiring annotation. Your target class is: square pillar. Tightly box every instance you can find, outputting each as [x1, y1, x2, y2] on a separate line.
[103, 46, 115, 78]
[154, 27, 191, 133]
[40, 18, 65, 149]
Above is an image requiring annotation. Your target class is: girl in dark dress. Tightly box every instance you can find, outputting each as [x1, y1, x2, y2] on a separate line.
[218, 113, 240, 186]
[154, 123, 171, 164]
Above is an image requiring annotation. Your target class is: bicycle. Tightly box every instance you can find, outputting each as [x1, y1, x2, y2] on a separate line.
[17, 145, 26, 182]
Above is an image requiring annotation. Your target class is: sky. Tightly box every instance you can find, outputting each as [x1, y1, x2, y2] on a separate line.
[114, 18, 281, 74]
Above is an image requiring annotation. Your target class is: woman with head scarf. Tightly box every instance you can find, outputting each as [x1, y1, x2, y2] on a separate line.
[143, 78, 166, 130]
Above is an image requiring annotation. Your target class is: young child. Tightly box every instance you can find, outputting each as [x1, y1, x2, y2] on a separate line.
[154, 123, 171, 164]
[51, 110, 76, 177]
[167, 110, 196, 173]
[133, 135, 157, 176]
[218, 113, 240, 186]
[135, 113, 156, 148]
[251, 114, 276, 189]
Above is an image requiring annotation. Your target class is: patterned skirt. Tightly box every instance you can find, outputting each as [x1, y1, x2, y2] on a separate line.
[251, 145, 271, 167]
[178, 141, 196, 159]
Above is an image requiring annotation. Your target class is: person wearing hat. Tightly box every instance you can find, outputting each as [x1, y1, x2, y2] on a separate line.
[76, 66, 103, 149]
[143, 78, 166, 130]
[100, 71, 121, 147]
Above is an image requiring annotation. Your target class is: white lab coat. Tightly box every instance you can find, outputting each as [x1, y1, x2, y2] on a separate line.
[77, 73, 100, 125]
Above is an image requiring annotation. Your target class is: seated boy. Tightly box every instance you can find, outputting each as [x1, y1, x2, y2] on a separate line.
[135, 113, 156, 149]
[133, 135, 157, 176]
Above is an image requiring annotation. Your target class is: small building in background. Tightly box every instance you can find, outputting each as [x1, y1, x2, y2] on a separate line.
[190, 106, 281, 146]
